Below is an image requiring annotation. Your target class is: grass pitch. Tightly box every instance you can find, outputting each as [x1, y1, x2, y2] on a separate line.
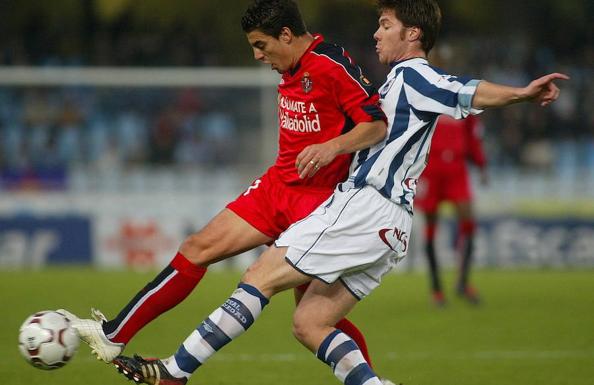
[1, 268, 593, 385]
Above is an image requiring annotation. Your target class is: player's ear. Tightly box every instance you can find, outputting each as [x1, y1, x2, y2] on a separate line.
[407, 26, 422, 43]
[278, 27, 293, 44]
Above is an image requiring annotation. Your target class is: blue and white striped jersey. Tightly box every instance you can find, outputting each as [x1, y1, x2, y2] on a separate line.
[345, 57, 483, 213]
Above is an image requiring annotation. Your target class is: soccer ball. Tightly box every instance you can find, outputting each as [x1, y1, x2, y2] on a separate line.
[18, 311, 79, 370]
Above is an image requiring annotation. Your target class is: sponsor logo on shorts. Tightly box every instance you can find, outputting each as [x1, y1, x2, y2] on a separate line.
[404, 177, 417, 190]
[378, 227, 408, 253]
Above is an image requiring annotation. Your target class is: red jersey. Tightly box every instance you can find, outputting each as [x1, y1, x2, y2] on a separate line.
[424, 114, 486, 174]
[416, 115, 487, 212]
[273, 34, 385, 188]
[227, 35, 384, 238]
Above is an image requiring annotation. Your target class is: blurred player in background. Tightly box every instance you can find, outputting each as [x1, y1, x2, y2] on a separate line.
[63, 0, 387, 371]
[415, 114, 488, 306]
[110, 1, 568, 385]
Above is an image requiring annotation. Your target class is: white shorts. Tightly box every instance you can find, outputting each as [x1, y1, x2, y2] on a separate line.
[276, 185, 412, 299]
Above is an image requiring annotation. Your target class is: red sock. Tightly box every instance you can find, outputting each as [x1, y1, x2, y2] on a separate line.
[103, 252, 207, 344]
[458, 219, 476, 237]
[335, 318, 373, 368]
[456, 219, 476, 250]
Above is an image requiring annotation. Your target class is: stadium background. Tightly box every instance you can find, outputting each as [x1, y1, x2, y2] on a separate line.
[0, 1, 593, 385]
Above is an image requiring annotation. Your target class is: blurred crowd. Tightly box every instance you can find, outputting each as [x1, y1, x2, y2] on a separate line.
[0, 0, 593, 190]
[0, 87, 242, 189]
[2, 37, 593, 189]
[434, 37, 594, 175]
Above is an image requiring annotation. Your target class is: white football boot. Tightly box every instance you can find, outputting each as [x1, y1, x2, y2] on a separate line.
[57, 308, 124, 363]
[380, 378, 399, 385]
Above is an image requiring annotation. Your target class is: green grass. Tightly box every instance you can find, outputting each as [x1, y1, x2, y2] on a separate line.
[1, 268, 593, 385]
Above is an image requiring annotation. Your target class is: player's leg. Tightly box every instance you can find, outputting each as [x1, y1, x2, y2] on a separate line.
[104, 209, 272, 341]
[113, 245, 309, 384]
[293, 280, 383, 385]
[71, 208, 272, 362]
[294, 285, 374, 367]
[281, 185, 406, 385]
[443, 166, 479, 304]
[111, 185, 403, 383]
[416, 174, 444, 306]
[453, 201, 480, 304]
[286, 183, 376, 365]
[423, 211, 445, 305]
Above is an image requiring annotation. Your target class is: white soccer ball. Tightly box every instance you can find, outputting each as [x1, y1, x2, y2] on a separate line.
[18, 311, 79, 370]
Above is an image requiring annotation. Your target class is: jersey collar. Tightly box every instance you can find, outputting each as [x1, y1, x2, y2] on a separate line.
[287, 34, 324, 77]
[389, 57, 428, 68]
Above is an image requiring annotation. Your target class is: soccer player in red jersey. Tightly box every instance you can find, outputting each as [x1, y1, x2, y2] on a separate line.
[415, 114, 487, 306]
[64, 0, 387, 369]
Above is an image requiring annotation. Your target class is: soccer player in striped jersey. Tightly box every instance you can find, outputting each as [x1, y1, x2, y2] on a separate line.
[111, 1, 568, 384]
[64, 0, 387, 370]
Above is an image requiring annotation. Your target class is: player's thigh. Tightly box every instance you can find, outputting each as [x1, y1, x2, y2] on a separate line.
[443, 168, 472, 205]
[180, 208, 273, 265]
[293, 284, 307, 305]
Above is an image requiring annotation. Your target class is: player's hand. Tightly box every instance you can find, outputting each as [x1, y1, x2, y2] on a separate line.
[523, 72, 570, 107]
[296, 141, 341, 179]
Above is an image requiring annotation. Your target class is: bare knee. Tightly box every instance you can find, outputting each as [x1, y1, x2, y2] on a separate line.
[292, 310, 315, 347]
[241, 262, 259, 286]
[241, 260, 275, 297]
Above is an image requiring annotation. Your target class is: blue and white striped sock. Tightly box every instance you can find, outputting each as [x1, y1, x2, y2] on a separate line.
[316, 330, 382, 385]
[163, 283, 269, 379]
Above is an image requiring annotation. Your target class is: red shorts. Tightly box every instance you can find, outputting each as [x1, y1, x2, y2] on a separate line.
[226, 168, 334, 239]
[415, 166, 472, 213]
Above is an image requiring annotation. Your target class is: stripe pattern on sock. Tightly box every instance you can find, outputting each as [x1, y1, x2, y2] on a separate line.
[105, 267, 178, 340]
[317, 330, 381, 385]
[164, 283, 269, 379]
[103, 252, 206, 344]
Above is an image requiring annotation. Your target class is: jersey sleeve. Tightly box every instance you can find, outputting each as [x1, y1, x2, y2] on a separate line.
[402, 65, 483, 119]
[330, 64, 387, 126]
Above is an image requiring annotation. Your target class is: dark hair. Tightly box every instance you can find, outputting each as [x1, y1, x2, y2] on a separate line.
[377, 0, 441, 53]
[241, 0, 307, 37]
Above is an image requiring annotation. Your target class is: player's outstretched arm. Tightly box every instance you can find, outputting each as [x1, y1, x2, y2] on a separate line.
[472, 72, 570, 109]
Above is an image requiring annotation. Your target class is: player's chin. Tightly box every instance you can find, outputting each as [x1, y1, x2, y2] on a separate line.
[273, 66, 286, 74]
[377, 53, 389, 65]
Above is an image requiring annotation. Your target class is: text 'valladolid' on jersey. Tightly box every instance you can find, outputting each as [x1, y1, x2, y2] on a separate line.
[274, 34, 386, 189]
